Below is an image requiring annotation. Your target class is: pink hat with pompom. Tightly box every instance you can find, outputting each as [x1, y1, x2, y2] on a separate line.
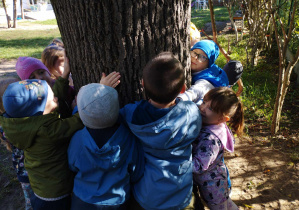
[16, 57, 51, 80]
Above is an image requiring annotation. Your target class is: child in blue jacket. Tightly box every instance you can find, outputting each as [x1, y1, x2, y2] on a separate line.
[68, 83, 144, 209]
[120, 52, 202, 210]
[178, 40, 229, 105]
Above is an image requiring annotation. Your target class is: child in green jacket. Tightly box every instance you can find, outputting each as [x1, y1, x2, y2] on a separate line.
[0, 79, 83, 209]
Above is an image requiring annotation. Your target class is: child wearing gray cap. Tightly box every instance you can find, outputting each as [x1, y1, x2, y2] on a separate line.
[68, 83, 144, 209]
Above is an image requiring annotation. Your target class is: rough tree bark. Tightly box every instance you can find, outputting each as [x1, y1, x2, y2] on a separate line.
[270, 0, 299, 134]
[50, 0, 191, 107]
[1, 0, 11, 28]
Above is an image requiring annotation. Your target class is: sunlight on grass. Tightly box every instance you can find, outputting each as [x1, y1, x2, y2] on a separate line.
[0, 29, 61, 60]
[18, 19, 58, 26]
[191, 6, 229, 30]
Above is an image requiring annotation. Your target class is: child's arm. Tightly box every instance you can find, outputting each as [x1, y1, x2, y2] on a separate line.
[61, 56, 71, 80]
[52, 55, 71, 100]
[235, 78, 243, 97]
[100, 72, 121, 88]
[40, 113, 84, 144]
[192, 132, 221, 175]
[178, 79, 214, 104]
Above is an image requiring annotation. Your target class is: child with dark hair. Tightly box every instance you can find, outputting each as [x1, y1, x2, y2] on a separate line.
[68, 83, 144, 209]
[121, 52, 202, 209]
[193, 87, 244, 210]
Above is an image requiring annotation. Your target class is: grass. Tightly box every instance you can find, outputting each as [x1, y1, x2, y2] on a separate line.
[191, 6, 229, 30]
[18, 18, 58, 26]
[0, 28, 61, 60]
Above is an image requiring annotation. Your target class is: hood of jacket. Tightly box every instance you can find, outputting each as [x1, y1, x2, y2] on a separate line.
[124, 100, 201, 151]
[204, 123, 234, 152]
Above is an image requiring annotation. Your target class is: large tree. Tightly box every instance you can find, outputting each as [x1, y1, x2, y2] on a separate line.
[51, 0, 191, 106]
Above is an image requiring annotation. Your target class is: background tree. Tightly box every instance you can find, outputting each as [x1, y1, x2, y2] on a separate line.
[223, 0, 239, 43]
[1, 0, 11, 28]
[50, 0, 191, 106]
[270, 0, 299, 134]
[12, 0, 16, 28]
[242, 0, 273, 66]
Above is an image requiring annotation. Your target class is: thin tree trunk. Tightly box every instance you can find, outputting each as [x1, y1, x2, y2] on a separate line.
[208, 0, 217, 42]
[270, 0, 299, 134]
[21, 0, 24, 19]
[12, 0, 17, 28]
[2, 0, 11, 28]
[51, 0, 191, 107]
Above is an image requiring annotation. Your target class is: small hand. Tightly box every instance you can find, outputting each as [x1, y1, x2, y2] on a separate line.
[100, 72, 121, 88]
[61, 53, 70, 79]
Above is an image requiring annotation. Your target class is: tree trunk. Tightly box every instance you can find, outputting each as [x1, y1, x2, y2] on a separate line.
[2, 0, 11, 28]
[208, 0, 217, 42]
[270, 0, 299, 134]
[50, 0, 191, 107]
[21, 0, 24, 19]
[223, 1, 239, 43]
[12, 0, 17, 28]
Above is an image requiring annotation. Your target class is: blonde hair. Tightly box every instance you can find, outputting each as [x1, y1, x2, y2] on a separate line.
[41, 45, 65, 79]
[204, 87, 245, 136]
[0, 76, 20, 151]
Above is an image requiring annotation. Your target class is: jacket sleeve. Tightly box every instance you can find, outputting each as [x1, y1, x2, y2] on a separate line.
[40, 113, 84, 144]
[192, 131, 221, 175]
[178, 79, 214, 104]
[52, 77, 70, 100]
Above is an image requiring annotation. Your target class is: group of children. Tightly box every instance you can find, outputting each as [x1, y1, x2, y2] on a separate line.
[0, 38, 244, 210]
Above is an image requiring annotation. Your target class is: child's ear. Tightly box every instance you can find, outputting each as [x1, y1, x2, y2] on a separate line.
[180, 84, 186, 93]
[141, 79, 144, 87]
[224, 115, 230, 122]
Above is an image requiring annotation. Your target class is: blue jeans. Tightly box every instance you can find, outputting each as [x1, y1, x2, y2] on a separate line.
[30, 193, 71, 210]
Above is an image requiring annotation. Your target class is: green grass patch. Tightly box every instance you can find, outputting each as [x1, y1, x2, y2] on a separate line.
[18, 19, 58, 26]
[0, 28, 61, 60]
[191, 6, 229, 30]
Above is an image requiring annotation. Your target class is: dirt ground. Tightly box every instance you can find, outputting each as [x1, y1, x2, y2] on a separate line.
[0, 23, 298, 209]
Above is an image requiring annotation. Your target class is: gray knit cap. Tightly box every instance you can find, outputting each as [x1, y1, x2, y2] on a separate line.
[77, 83, 119, 129]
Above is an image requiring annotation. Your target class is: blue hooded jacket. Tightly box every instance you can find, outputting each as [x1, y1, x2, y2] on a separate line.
[68, 124, 144, 208]
[191, 40, 229, 87]
[120, 100, 202, 210]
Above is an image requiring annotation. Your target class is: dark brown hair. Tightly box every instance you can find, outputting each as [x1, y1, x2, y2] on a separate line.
[204, 87, 244, 136]
[143, 52, 185, 104]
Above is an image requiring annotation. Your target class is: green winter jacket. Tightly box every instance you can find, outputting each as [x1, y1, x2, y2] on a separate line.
[0, 112, 83, 198]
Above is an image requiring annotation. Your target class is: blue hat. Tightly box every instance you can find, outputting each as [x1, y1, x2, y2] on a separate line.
[3, 79, 48, 118]
[191, 40, 219, 68]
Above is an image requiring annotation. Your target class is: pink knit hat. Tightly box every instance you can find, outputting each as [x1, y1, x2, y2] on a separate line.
[16, 57, 51, 80]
